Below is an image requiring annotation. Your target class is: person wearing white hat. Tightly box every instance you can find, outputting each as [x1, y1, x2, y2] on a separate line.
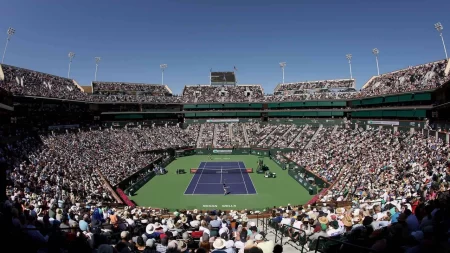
[219, 223, 229, 236]
[190, 217, 200, 228]
[255, 234, 274, 253]
[212, 238, 233, 253]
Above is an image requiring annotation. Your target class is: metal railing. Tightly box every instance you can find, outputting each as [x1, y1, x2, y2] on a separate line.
[260, 218, 307, 252]
[313, 236, 377, 253]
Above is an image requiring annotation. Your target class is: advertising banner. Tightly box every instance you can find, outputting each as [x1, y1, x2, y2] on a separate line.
[368, 120, 400, 126]
[206, 119, 239, 123]
[213, 149, 233, 154]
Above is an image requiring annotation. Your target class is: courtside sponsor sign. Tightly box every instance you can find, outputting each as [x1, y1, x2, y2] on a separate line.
[213, 150, 233, 154]
[368, 120, 399, 126]
[206, 119, 239, 123]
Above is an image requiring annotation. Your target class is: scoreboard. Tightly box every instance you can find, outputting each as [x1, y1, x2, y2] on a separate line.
[210, 71, 236, 86]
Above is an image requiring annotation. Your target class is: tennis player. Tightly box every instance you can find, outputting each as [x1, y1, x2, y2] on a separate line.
[209, 154, 212, 160]
[223, 183, 228, 195]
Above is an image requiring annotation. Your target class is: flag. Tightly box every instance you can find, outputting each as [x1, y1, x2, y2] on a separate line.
[210, 68, 212, 72]
[234, 66, 237, 71]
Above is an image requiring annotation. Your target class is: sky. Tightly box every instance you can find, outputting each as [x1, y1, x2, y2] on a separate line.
[0, 0, 449, 94]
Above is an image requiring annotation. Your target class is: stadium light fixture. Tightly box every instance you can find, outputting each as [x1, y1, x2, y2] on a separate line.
[160, 64, 168, 85]
[435, 22, 448, 59]
[279, 62, 286, 84]
[2, 27, 15, 64]
[94, 57, 101, 81]
[346, 54, 353, 79]
[67, 52, 75, 78]
[372, 48, 380, 76]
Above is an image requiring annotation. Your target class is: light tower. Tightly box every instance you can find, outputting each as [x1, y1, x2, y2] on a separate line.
[94, 57, 101, 81]
[2, 27, 16, 64]
[346, 54, 353, 79]
[68, 52, 75, 78]
[434, 22, 448, 59]
[372, 48, 380, 76]
[279, 62, 286, 84]
[160, 64, 167, 85]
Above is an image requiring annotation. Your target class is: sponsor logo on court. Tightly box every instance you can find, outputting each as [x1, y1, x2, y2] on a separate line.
[203, 204, 237, 208]
[213, 150, 233, 154]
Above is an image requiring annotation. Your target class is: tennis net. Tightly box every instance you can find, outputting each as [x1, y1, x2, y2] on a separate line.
[190, 168, 253, 174]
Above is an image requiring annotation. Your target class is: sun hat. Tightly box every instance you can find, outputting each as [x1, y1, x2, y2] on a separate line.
[255, 234, 264, 241]
[178, 241, 187, 251]
[343, 218, 353, 227]
[146, 224, 155, 234]
[168, 241, 178, 249]
[318, 216, 328, 224]
[120, 231, 129, 239]
[213, 238, 226, 249]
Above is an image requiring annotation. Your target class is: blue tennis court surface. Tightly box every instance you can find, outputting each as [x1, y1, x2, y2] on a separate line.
[184, 161, 257, 195]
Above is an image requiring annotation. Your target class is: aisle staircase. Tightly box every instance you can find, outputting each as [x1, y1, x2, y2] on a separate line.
[229, 124, 234, 143]
[251, 217, 307, 253]
[305, 125, 323, 148]
[196, 124, 205, 148]
[331, 125, 339, 134]
[242, 124, 250, 145]
[213, 124, 219, 147]
[288, 125, 308, 148]
[257, 125, 281, 146]
[282, 125, 295, 138]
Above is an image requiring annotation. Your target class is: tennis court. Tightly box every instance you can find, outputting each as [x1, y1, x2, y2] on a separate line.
[184, 161, 257, 195]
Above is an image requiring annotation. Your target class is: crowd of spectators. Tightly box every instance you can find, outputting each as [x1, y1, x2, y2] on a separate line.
[2, 195, 283, 253]
[198, 124, 215, 148]
[2, 125, 201, 211]
[284, 124, 450, 207]
[276, 79, 355, 91]
[2, 119, 450, 252]
[288, 126, 316, 149]
[182, 85, 265, 103]
[0, 64, 88, 101]
[230, 123, 248, 148]
[273, 125, 304, 148]
[269, 194, 450, 252]
[257, 125, 290, 148]
[92, 82, 171, 95]
[2, 59, 449, 103]
[214, 124, 232, 148]
[357, 59, 450, 98]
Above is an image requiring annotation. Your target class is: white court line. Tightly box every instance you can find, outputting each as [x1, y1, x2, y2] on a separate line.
[237, 162, 249, 194]
[191, 162, 206, 195]
[220, 166, 223, 183]
[197, 182, 244, 185]
[183, 193, 257, 195]
[200, 165, 241, 168]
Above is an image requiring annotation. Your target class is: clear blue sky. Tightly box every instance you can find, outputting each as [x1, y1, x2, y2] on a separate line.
[1, 0, 449, 94]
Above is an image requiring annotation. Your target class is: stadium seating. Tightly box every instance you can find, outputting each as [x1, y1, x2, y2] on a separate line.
[2, 120, 450, 252]
[2, 59, 449, 103]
